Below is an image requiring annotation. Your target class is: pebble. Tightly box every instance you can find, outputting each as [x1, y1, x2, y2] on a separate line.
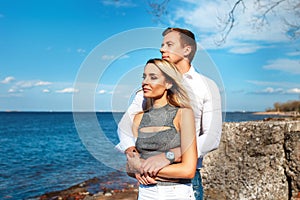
[104, 192, 112, 196]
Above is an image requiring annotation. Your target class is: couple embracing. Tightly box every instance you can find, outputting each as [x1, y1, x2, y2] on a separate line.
[116, 27, 222, 200]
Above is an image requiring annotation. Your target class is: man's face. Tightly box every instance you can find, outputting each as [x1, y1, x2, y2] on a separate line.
[160, 31, 185, 65]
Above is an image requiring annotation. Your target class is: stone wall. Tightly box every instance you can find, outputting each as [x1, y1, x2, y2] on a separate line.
[201, 120, 300, 200]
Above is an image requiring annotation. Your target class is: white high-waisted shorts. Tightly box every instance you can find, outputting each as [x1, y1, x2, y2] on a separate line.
[138, 183, 195, 200]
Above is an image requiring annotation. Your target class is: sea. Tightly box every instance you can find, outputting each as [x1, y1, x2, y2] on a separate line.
[0, 111, 281, 199]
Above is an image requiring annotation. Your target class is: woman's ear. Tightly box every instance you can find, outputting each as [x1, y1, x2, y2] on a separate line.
[166, 82, 173, 90]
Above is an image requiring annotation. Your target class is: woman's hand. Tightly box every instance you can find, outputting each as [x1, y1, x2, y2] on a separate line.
[126, 153, 157, 185]
[135, 173, 157, 185]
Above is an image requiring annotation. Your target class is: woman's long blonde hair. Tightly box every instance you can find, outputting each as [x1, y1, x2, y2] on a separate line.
[143, 58, 191, 111]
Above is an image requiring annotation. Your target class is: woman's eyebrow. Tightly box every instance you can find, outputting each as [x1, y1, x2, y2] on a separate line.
[149, 73, 158, 76]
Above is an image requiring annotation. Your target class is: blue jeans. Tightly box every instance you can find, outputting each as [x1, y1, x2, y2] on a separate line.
[192, 169, 203, 200]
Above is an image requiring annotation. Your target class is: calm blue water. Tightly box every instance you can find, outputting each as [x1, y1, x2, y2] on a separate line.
[0, 111, 280, 199]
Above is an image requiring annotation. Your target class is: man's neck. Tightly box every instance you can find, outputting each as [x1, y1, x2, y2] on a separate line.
[175, 59, 191, 74]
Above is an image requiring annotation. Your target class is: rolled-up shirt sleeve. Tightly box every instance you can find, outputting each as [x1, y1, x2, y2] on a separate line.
[115, 90, 144, 153]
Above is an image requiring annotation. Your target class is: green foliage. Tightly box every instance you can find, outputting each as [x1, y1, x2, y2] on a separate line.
[268, 100, 300, 112]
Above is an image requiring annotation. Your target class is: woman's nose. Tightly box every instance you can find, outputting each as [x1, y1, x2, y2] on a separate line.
[142, 77, 148, 85]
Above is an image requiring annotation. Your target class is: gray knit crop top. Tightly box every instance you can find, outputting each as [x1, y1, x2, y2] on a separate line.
[135, 104, 180, 160]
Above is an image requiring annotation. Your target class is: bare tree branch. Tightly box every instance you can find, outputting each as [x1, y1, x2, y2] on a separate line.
[252, 0, 285, 29]
[145, 0, 171, 23]
[216, 0, 246, 45]
[219, 0, 300, 43]
[283, 0, 300, 40]
[145, 0, 300, 43]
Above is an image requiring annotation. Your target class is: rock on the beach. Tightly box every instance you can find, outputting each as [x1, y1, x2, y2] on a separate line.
[201, 119, 300, 200]
[104, 192, 112, 196]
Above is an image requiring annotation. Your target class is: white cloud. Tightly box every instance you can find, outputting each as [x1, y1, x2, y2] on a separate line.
[77, 48, 86, 54]
[43, 89, 50, 93]
[10, 80, 53, 90]
[109, 90, 118, 94]
[120, 55, 130, 59]
[254, 87, 283, 94]
[286, 51, 300, 56]
[100, 0, 136, 7]
[8, 88, 16, 93]
[171, 0, 293, 50]
[101, 55, 116, 60]
[15, 80, 49, 88]
[287, 88, 300, 94]
[1, 76, 15, 84]
[8, 88, 23, 93]
[228, 44, 264, 54]
[101, 54, 130, 60]
[263, 87, 284, 94]
[253, 87, 300, 95]
[263, 59, 300, 74]
[35, 81, 52, 86]
[98, 89, 106, 94]
[16, 81, 35, 88]
[174, 1, 219, 33]
[180, 0, 198, 4]
[56, 88, 79, 93]
[247, 80, 298, 88]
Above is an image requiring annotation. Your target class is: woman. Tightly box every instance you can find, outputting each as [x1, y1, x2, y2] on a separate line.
[127, 58, 197, 200]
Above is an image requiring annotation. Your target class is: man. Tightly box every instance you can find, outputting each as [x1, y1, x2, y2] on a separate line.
[116, 27, 222, 200]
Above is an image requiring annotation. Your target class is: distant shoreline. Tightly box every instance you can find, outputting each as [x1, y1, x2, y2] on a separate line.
[253, 111, 300, 116]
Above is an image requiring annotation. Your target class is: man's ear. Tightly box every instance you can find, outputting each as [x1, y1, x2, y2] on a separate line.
[183, 45, 192, 57]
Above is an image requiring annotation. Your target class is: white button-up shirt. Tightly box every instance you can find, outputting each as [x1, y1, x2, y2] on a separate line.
[116, 66, 222, 169]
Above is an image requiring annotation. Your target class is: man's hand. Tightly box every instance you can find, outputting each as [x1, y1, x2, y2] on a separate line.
[125, 146, 137, 157]
[126, 152, 142, 173]
[141, 153, 170, 177]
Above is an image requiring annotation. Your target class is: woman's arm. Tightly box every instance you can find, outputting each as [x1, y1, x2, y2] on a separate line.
[156, 108, 197, 179]
[116, 91, 144, 153]
[126, 112, 143, 171]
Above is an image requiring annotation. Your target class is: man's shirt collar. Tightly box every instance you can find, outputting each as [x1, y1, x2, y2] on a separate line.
[183, 65, 196, 79]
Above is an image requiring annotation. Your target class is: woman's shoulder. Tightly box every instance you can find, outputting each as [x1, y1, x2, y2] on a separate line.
[133, 112, 144, 124]
[178, 107, 193, 113]
[176, 107, 194, 118]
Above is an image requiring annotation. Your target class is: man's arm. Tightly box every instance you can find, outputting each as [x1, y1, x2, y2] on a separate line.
[115, 91, 144, 153]
[197, 78, 222, 157]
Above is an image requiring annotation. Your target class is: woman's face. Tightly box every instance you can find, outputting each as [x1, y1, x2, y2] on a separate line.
[142, 63, 168, 99]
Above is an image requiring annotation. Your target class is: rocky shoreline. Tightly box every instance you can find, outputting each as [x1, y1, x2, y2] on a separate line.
[37, 116, 300, 200]
[37, 177, 138, 200]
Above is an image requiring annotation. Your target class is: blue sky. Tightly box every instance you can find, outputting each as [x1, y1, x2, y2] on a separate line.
[0, 0, 299, 112]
